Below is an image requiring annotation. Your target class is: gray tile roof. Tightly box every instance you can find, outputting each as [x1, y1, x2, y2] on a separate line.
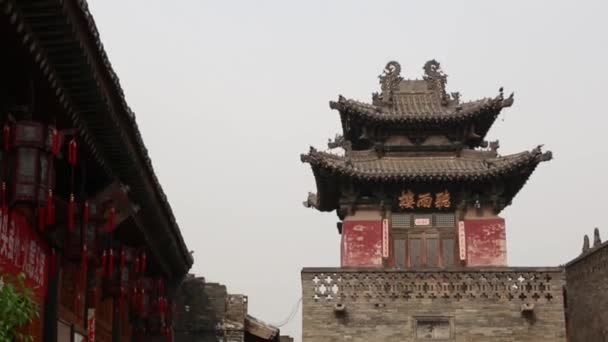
[330, 94, 513, 125]
[301, 147, 551, 182]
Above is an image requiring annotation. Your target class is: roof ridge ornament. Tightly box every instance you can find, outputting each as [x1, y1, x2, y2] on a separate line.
[582, 234, 590, 253]
[423, 59, 449, 105]
[373, 61, 403, 107]
[593, 227, 602, 247]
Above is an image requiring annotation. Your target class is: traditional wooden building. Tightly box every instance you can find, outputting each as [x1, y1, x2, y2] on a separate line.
[0, 0, 192, 341]
[300, 61, 566, 341]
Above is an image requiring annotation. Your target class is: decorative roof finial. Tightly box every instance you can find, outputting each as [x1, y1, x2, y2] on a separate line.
[423, 59, 449, 105]
[303, 192, 319, 209]
[328, 134, 345, 149]
[374, 61, 402, 106]
[582, 234, 590, 253]
[593, 227, 602, 247]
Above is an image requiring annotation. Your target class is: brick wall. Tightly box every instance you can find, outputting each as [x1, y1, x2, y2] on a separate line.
[302, 267, 566, 342]
[565, 237, 608, 342]
[173, 277, 228, 342]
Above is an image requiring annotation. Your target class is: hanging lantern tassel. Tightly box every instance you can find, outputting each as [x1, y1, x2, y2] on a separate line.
[119, 287, 125, 312]
[78, 244, 88, 312]
[50, 248, 57, 275]
[38, 207, 45, 232]
[132, 286, 138, 310]
[140, 288, 145, 313]
[91, 287, 98, 306]
[141, 252, 147, 274]
[74, 293, 81, 314]
[134, 256, 140, 274]
[108, 248, 114, 278]
[101, 250, 107, 278]
[68, 194, 75, 232]
[106, 207, 115, 233]
[45, 189, 55, 226]
[51, 129, 59, 156]
[1, 182, 7, 216]
[3, 124, 10, 152]
[81, 244, 88, 282]
[120, 248, 126, 270]
[83, 201, 90, 226]
[158, 297, 163, 317]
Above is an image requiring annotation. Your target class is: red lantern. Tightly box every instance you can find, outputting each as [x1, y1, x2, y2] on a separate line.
[2, 123, 10, 151]
[67, 194, 75, 232]
[106, 207, 115, 233]
[67, 138, 78, 166]
[101, 250, 107, 277]
[45, 189, 55, 226]
[50, 129, 59, 155]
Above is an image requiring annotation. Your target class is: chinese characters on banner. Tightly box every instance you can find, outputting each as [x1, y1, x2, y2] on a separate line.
[0, 209, 49, 299]
[398, 190, 451, 209]
[382, 219, 389, 259]
[458, 221, 466, 261]
[87, 309, 96, 342]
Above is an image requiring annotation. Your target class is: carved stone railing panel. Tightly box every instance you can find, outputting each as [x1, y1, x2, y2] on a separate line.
[304, 268, 564, 304]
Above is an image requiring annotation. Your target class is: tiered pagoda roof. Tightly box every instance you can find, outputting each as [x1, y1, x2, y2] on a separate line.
[301, 60, 551, 213]
[331, 60, 514, 148]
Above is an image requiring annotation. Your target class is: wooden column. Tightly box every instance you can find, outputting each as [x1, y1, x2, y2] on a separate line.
[43, 250, 60, 342]
[112, 298, 121, 342]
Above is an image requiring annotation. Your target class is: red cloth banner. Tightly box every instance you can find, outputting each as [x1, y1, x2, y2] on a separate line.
[0, 210, 49, 299]
[341, 219, 383, 267]
[464, 218, 507, 267]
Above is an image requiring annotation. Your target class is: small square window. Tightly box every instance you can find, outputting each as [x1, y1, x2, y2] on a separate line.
[392, 214, 411, 229]
[414, 317, 453, 340]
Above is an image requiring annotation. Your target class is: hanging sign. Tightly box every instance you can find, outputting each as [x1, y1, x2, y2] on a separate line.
[414, 217, 431, 226]
[382, 219, 389, 259]
[458, 221, 466, 261]
[0, 209, 49, 299]
[398, 190, 451, 209]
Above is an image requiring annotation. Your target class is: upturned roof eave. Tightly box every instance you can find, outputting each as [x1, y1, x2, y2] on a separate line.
[301, 147, 551, 212]
[13, 0, 193, 275]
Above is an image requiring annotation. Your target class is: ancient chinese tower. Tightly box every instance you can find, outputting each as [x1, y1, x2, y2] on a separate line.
[299, 61, 566, 342]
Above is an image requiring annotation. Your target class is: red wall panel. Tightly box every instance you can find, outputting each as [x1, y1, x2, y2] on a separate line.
[464, 218, 507, 266]
[0, 210, 50, 299]
[341, 220, 383, 267]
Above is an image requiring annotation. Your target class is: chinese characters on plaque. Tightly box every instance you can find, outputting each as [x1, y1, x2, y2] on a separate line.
[0, 209, 49, 298]
[398, 190, 451, 209]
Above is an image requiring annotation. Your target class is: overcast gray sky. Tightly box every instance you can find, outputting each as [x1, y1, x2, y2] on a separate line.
[88, 1, 607, 339]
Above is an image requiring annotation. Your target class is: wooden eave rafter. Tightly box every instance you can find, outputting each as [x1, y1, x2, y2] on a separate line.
[301, 147, 551, 213]
[6, 0, 192, 278]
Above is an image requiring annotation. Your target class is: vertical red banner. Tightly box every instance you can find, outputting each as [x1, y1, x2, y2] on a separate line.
[458, 221, 466, 261]
[464, 218, 507, 266]
[382, 219, 389, 259]
[0, 210, 50, 299]
[341, 219, 383, 267]
[88, 308, 96, 342]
